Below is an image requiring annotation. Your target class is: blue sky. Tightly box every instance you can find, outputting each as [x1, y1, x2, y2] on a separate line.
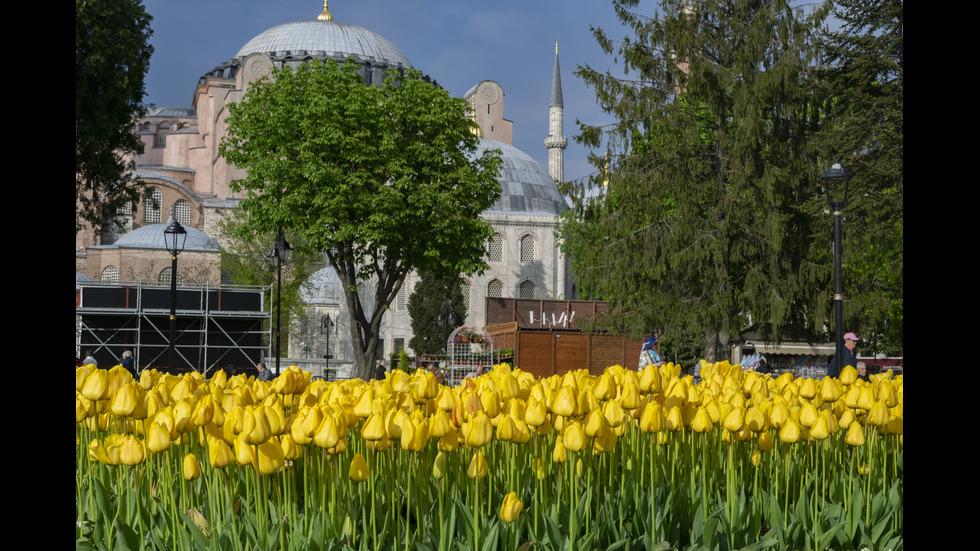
[142, 0, 655, 185]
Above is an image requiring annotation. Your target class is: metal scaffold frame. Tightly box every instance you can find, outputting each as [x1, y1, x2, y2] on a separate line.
[75, 280, 271, 376]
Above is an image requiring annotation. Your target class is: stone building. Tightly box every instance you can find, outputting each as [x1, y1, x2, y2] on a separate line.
[76, 4, 573, 368]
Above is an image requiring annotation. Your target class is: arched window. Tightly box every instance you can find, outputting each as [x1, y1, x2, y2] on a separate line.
[488, 233, 503, 262]
[520, 234, 535, 263]
[158, 267, 183, 284]
[487, 279, 503, 298]
[144, 188, 162, 223]
[173, 199, 191, 226]
[461, 282, 471, 312]
[101, 266, 119, 283]
[519, 279, 535, 299]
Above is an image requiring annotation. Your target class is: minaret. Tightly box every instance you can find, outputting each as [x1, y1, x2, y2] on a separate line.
[544, 42, 568, 183]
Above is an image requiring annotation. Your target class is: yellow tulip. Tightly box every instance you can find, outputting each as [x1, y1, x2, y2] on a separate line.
[147, 421, 173, 453]
[867, 401, 889, 427]
[809, 416, 830, 440]
[81, 370, 108, 401]
[254, 439, 285, 474]
[839, 365, 858, 386]
[664, 406, 684, 432]
[723, 407, 745, 433]
[779, 418, 801, 444]
[691, 407, 713, 433]
[119, 435, 146, 466]
[845, 421, 865, 446]
[585, 409, 608, 438]
[798, 402, 819, 428]
[563, 421, 586, 452]
[464, 411, 493, 448]
[467, 451, 488, 479]
[280, 433, 302, 460]
[499, 491, 523, 523]
[183, 454, 201, 480]
[552, 386, 577, 417]
[314, 414, 342, 449]
[349, 453, 370, 482]
[639, 402, 663, 434]
[553, 435, 568, 463]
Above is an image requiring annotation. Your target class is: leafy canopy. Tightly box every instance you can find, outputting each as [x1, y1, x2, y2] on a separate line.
[75, 0, 154, 233]
[561, 0, 829, 357]
[220, 60, 501, 378]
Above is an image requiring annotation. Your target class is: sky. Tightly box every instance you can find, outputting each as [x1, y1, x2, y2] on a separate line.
[142, 0, 656, 186]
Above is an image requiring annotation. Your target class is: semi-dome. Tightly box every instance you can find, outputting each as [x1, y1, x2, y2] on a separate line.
[478, 140, 568, 217]
[102, 223, 221, 253]
[236, 19, 412, 68]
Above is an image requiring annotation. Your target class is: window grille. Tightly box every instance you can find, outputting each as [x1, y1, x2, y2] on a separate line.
[520, 234, 535, 263]
[519, 279, 535, 298]
[488, 233, 503, 262]
[487, 279, 503, 298]
[144, 188, 162, 223]
[174, 200, 190, 226]
[101, 266, 119, 283]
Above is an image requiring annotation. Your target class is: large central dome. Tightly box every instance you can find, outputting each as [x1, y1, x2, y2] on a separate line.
[236, 19, 412, 68]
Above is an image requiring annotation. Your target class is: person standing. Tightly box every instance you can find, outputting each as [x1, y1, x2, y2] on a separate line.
[121, 350, 136, 378]
[828, 332, 859, 379]
[82, 350, 98, 367]
[638, 335, 665, 370]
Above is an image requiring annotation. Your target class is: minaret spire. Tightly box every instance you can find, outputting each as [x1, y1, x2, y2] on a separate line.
[544, 42, 568, 183]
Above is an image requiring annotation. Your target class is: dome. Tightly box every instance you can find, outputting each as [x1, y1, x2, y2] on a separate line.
[236, 19, 412, 68]
[107, 223, 221, 253]
[478, 140, 568, 216]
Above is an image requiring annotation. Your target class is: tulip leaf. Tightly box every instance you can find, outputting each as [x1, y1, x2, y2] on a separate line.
[112, 519, 140, 551]
[75, 537, 96, 551]
[479, 522, 499, 551]
[816, 521, 846, 551]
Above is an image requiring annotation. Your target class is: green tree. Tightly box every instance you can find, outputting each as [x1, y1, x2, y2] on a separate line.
[219, 60, 501, 380]
[561, 0, 829, 360]
[812, 0, 903, 356]
[216, 212, 323, 360]
[407, 271, 468, 355]
[76, 0, 154, 233]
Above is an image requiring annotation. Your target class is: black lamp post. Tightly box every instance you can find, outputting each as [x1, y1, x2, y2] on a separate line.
[321, 314, 334, 378]
[267, 228, 292, 376]
[820, 162, 853, 375]
[163, 217, 187, 371]
[437, 305, 456, 354]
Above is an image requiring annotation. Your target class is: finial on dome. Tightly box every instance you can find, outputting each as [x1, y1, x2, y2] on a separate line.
[555, 41, 559, 54]
[318, 0, 333, 21]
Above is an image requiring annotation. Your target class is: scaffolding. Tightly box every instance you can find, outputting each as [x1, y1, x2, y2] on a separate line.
[76, 280, 271, 376]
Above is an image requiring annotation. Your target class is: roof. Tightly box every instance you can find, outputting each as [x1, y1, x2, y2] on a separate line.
[478, 140, 568, 216]
[90, 223, 221, 253]
[235, 19, 412, 68]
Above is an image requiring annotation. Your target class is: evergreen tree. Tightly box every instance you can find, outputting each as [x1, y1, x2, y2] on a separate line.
[561, 0, 829, 360]
[407, 271, 468, 355]
[813, 0, 903, 356]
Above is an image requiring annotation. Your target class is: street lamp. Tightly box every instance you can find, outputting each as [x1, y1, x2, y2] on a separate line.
[321, 314, 334, 379]
[163, 216, 187, 371]
[267, 228, 292, 376]
[820, 162, 853, 376]
[437, 305, 456, 354]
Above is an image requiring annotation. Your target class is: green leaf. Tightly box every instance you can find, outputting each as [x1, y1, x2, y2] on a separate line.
[112, 520, 140, 551]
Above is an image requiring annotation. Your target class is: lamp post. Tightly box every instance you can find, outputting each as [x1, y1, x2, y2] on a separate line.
[163, 217, 187, 371]
[267, 228, 292, 376]
[321, 314, 334, 379]
[820, 162, 853, 375]
[437, 304, 456, 354]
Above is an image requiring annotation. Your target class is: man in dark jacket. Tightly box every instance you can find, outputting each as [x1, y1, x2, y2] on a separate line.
[828, 332, 859, 379]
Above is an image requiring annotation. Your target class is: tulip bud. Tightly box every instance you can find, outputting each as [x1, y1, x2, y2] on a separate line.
[432, 452, 447, 480]
[467, 451, 488, 479]
[845, 421, 865, 446]
[553, 436, 568, 464]
[183, 454, 202, 480]
[348, 453, 370, 482]
[499, 492, 523, 523]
